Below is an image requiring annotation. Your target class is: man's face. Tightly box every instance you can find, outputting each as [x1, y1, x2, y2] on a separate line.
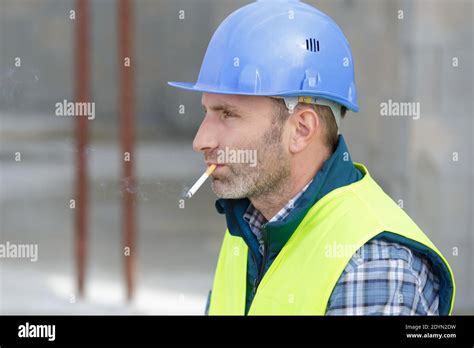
[193, 93, 291, 199]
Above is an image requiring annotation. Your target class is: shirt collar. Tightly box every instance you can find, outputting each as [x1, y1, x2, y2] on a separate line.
[243, 179, 312, 226]
[243, 179, 313, 255]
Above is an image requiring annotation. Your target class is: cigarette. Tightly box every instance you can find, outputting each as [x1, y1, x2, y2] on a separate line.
[185, 164, 217, 199]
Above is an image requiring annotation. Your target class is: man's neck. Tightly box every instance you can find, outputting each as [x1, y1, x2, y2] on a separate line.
[250, 150, 330, 220]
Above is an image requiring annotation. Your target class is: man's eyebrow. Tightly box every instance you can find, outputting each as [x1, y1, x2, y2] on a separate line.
[201, 103, 240, 113]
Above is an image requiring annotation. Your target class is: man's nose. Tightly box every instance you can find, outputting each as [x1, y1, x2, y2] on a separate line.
[192, 114, 219, 153]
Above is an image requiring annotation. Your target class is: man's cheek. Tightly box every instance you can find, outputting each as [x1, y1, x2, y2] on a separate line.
[229, 161, 255, 175]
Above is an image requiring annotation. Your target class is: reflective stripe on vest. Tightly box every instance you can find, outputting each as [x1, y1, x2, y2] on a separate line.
[208, 163, 455, 315]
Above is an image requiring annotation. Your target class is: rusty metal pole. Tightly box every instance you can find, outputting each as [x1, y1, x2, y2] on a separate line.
[117, 0, 137, 301]
[74, 0, 90, 299]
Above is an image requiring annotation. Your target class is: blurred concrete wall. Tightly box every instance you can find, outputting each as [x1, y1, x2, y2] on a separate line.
[0, 0, 472, 313]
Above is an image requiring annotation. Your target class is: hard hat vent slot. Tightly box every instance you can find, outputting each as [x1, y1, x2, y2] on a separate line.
[305, 38, 320, 52]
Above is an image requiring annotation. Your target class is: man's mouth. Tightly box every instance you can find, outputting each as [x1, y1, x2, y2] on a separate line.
[207, 163, 227, 177]
[212, 164, 225, 172]
[206, 161, 224, 168]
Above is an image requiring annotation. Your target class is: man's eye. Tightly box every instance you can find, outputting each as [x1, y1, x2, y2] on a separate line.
[222, 111, 234, 119]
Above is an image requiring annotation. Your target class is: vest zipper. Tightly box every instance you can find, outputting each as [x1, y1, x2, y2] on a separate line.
[240, 234, 259, 296]
[253, 225, 268, 295]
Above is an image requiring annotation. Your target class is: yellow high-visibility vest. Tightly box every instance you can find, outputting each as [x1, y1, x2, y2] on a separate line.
[208, 163, 455, 315]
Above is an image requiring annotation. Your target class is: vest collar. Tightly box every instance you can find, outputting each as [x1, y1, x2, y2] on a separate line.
[215, 135, 363, 258]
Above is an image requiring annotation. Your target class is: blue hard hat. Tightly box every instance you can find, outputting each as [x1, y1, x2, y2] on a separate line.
[168, 0, 359, 112]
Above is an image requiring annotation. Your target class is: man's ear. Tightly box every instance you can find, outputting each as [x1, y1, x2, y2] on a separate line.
[288, 107, 320, 154]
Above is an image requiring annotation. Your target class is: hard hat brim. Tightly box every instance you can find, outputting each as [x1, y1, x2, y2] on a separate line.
[168, 81, 359, 112]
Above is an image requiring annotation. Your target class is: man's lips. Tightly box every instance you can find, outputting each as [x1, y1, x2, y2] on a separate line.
[206, 163, 226, 175]
[206, 162, 224, 167]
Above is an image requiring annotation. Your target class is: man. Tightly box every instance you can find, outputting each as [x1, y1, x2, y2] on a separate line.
[168, 0, 455, 315]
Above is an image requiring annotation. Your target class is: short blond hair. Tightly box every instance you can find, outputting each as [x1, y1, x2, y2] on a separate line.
[271, 98, 347, 151]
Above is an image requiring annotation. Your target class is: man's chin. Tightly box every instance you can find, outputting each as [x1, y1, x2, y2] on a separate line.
[211, 179, 247, 199]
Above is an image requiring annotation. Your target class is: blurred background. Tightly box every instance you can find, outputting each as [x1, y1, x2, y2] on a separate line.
[0, 0, 472, 314]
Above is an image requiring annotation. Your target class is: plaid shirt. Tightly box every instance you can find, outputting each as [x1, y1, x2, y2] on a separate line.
[244, 180, 313, 256]
[243, 181, 440, 315]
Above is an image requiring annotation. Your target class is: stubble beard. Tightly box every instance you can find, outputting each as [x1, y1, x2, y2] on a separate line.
[211, 122, 291, 200]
